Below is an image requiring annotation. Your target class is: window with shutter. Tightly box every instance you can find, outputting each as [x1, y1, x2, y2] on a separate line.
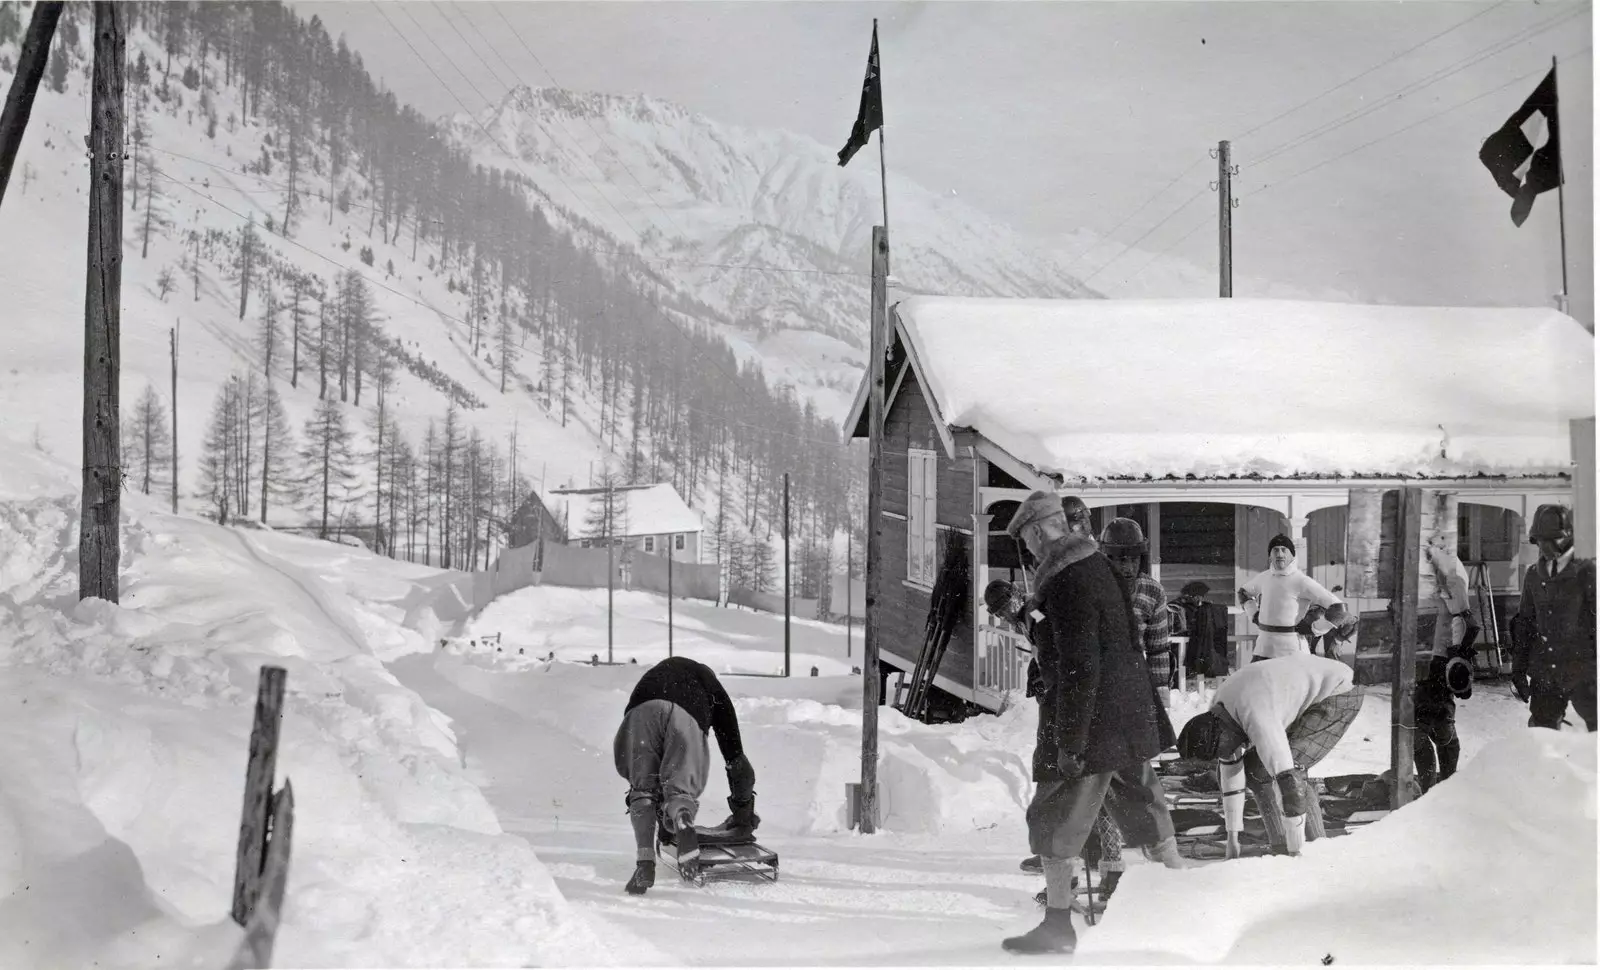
[907, 449, 938, 587]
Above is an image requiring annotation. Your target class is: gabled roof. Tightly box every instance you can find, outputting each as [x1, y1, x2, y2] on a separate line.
[844, 296, 1594, 482]
[544, 482, 702, 539]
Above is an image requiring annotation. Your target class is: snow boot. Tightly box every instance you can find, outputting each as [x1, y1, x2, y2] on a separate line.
[1002, 908, 1077, 955]
[625, 860, 656, 895]
[1019, 854, 1043, 873]
[674, 819, 701, 882]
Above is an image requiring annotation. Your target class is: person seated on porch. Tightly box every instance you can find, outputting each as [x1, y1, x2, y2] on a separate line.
[1175, 653, 1362, 858]
[1237, 534, 1355, 661]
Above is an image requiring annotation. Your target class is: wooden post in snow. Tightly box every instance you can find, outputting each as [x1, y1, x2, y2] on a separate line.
[1390, 487, 1422, 809]
[857, 226, 889, 834]
[79, 1, 124, 604]
[784, 471, 792, 678]
[0, 0, 63, 210]
[232, 665, 287, 927]
[226, 781, 295, 970]
[170, 321, 179, 514]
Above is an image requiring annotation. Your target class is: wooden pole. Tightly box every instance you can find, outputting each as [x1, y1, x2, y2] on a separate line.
[607, 482, 614, 665]
[0, 1, 63, 210]
[232, 665, 287, 927]
[784, 471, 792, 678]
[80, 2, 124, 604]
[875, 18, 889, 240]
[1390, 487, 1422, 809]
[858, 225, 889, 834]
[169, 321, 179, 514]
[1552, 55, 1570, 311]
[667, 540, 674, 659]
[1217, 140, 1234, 298]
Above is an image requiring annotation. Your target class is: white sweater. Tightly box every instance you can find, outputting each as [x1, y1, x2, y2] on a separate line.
[1212, 653, 1355, 776]
[1239, 565, 1343, 659]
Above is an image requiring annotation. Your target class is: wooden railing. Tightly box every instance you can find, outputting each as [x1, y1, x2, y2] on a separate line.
[975, 618, 1031, 704]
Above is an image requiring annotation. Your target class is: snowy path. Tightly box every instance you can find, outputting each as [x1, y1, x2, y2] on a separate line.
[390, 654, 1186, 965]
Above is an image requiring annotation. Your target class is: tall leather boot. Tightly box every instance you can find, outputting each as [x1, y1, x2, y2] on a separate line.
[1003, 856, 1078, 954]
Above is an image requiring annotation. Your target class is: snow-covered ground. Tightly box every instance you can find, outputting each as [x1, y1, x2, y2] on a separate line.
[1, 436, 1593, 966]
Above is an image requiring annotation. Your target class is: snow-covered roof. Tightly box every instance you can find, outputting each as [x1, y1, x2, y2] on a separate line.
[546, 483, 702, 539]
[847, 296, 1594, 481]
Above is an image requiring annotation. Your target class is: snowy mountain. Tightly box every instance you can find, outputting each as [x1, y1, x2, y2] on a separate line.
[443, 85, 1105, 420]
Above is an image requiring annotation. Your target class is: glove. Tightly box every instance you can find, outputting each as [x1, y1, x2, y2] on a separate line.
[1237, 587, 1253, 604]
[726, 753, 756, 803]
[1459, 620, 1481, 654]
[625, 860, 656, 895]
[724, 794, 760, 832]
[1054, 750, 1087, 780]
[1511, 669, 1531, 703]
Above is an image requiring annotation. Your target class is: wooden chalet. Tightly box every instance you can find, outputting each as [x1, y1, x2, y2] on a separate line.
[845, 295, 1594, 717]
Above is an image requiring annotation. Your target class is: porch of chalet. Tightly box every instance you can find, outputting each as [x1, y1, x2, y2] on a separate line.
[965, 472, 1569, 712]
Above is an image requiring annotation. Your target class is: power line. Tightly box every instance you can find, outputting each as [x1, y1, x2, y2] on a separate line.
[1080, 185, 1209, 286]
[1060, 159, 1206, 279]
[1249, 4, 1587, 170]
[1253, 48, 1592, 199]
[1075, 2, 1565, 287]
[1232, 0, 1512, 143]
[1115, 47, 1593, 290]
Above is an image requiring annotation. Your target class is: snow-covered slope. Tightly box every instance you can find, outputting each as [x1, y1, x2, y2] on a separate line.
[443, 85, 1107, 420]
[0, 24, 614, 530]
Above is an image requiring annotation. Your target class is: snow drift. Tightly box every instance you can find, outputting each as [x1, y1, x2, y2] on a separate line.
[1080, 728, 1598, 964]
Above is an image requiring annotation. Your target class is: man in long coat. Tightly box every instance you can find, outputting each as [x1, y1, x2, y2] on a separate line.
[1000, 491, 1169, 955]
[1511, 504, 1597, 732]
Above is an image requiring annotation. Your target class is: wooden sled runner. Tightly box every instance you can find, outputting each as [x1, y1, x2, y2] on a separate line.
[657, 838, 780, 887]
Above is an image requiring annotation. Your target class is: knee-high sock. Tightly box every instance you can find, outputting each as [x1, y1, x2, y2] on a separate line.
[628, 797, 658, 862]
[1041, 856, 1078, 911]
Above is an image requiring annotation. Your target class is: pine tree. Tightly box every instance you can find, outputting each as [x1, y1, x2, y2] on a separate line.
[121, 384, 173, 496]
[236, 215, 258, 319]
[255, 382, 296, 524]
[257, 279, 281, 378]
[299, 397, 359, 539]
[197, 380, 242, 524]
[496, 306, 517, 394]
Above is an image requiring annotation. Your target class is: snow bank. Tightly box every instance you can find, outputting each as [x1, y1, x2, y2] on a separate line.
[0, 488, 628, 967]
[1080, 729, 1597, 964]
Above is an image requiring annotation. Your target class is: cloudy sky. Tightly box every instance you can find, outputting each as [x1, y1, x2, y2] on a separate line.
[295, 0, 1594, 323]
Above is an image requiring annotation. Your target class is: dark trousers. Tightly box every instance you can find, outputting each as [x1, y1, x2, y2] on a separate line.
[1529, 677, 1598, 732]
[1414, 665, 1460, 792]
[1027, 761, 1174, 860]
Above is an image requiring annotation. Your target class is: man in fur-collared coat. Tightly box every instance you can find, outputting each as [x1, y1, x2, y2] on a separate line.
[1000, 490, 1170, 955]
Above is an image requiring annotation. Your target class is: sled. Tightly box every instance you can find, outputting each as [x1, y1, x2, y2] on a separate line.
[657, 837, 780, 887]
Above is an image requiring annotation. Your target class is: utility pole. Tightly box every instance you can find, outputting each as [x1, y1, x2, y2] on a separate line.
[170, 321, 179, 514]
[1216, 139, 1235, 298]
[0, 1, 64, 210]
[784, 472, 792, 678]
[606, 482, 614, 664]
[667, 540, 674, 659]
[80, 2, 125, 603]
[846, 529, 853, 659]
[858, 226, 888, 834]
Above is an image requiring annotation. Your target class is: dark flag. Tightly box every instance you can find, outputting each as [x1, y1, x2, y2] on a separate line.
[837, 23, 883, 168]
[1478, 68, 1561, 227]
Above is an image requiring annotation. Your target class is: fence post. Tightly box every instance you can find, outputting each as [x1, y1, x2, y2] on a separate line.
[227, 782, 295, 970]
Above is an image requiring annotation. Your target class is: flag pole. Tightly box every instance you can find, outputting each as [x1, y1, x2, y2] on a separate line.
[875, 18, 890, 249]
[1552, 54, 1570, 311]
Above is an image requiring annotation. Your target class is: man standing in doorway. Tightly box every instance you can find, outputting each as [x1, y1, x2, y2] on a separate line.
[999, 491, 1170, 955]
[1238, 534, 1355, 661]
[1511, 504, 1597, 732]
